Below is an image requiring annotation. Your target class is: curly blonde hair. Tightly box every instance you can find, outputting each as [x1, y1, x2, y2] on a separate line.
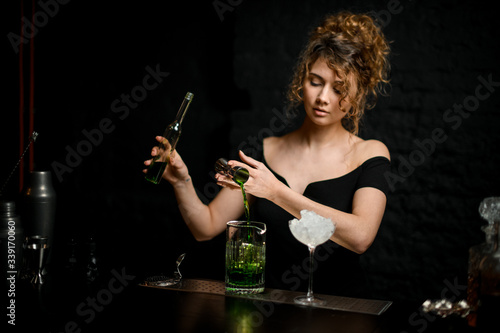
[286, 11, 391, 135]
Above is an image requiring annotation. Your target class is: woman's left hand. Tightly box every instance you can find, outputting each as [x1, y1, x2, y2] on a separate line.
[215, 150, 282, 201]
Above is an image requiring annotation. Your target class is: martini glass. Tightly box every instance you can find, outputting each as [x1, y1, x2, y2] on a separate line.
[289, 211, 336, 306]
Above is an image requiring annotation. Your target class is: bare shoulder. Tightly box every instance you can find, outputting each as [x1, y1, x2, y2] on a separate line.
[263, 135, 290, 153]
[263, 136, 279, 147]
[263, 136, 278, 154]
[355, 139, 390, 162]
[263, 134, 297, 167]
[263, 136, 280, 162]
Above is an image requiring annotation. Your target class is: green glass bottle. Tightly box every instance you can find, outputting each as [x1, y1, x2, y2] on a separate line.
[145, 92, 194, 184]
[214, 158, 249, 184]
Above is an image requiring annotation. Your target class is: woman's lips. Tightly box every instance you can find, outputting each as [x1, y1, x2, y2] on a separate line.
[314, 108, 329, 116]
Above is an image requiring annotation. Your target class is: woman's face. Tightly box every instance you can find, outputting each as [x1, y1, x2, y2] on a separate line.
[302, 58, 352, 127]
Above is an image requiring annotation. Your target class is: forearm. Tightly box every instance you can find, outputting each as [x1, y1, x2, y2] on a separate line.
[171, 178, 218, 241]
[171, 177, 246, 241]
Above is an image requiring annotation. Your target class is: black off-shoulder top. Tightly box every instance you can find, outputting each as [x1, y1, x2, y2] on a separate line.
[251, 147, 390, 298]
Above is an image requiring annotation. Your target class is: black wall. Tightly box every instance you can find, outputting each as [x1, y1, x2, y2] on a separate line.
[2, 0, 499, 306]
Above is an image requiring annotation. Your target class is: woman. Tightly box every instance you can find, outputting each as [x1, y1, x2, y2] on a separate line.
[144, 11, 391, 297]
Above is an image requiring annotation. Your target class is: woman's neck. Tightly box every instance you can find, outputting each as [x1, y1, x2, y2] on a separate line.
[294, 118, 353, 149]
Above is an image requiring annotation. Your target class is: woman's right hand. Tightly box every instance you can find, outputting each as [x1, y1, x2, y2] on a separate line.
[143, 136, 190, 186]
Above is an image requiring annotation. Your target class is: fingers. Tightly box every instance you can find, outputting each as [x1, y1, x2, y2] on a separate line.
[142, 160, 150, 174]
[169, 149, 181, 167]
[149, 136, 168, 158]
[234, 150, 260, 169]
[156, 136, 166, 143]
[215, 173, 240, 189]
[143, 136, 163, 172]
[143, 136, 172, 175]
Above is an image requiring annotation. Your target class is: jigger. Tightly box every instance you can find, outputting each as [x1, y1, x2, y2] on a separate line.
[21, 235, 50, 285]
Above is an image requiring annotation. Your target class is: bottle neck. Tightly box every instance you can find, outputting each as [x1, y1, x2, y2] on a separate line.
[175, 92, 194, 125]
[489, 221, 500, 252]
[482, 222, 499, 254]
[233, 167, 249, 184]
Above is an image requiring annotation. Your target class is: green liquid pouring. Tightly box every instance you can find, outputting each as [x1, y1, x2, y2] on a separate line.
[236, 180, 250, 223]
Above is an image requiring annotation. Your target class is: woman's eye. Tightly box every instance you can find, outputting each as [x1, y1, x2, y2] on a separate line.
[310, 80, 321, 86]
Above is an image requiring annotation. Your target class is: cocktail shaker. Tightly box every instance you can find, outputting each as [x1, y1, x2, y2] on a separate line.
[20, 171, 56, 247]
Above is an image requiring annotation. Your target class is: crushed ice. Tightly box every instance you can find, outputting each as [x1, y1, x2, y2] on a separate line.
[289, 210, 336, 247]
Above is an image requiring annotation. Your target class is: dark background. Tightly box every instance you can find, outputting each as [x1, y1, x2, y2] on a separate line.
[2, 0, 499, 321]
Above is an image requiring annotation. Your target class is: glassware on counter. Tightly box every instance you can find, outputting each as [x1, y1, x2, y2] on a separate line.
[289, 210, 335, 306]
[467, 197, 500, 328]
[225, 221, 266, 294]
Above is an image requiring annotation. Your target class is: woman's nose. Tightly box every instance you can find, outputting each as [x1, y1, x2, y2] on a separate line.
[316, 88, 330, 105]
